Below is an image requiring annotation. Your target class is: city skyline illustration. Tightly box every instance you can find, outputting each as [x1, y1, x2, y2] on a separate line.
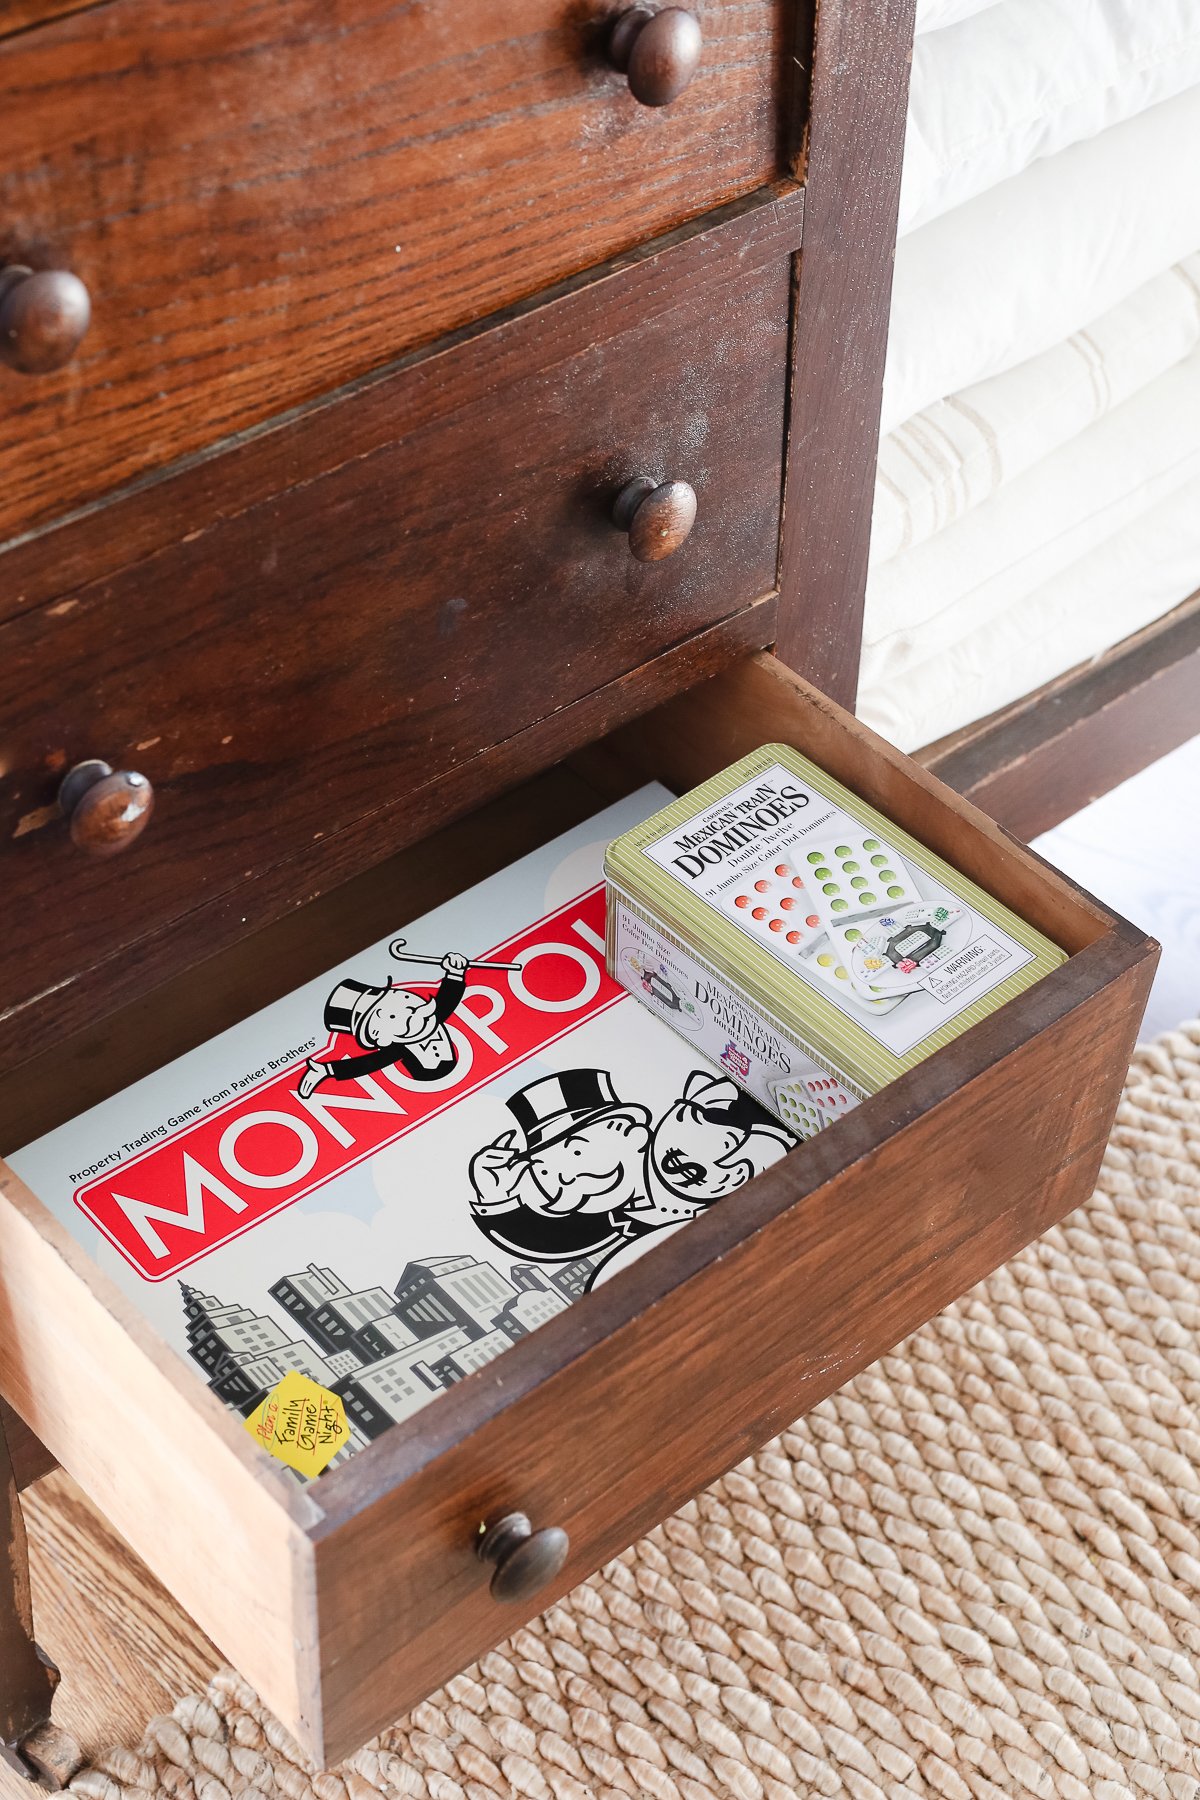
[182, 1250, 601, 1469]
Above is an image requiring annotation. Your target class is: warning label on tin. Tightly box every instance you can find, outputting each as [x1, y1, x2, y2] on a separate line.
[923, 937, 1010, 1004]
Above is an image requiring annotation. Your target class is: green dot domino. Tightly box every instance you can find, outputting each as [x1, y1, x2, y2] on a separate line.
[604, 741, 1069, 1128]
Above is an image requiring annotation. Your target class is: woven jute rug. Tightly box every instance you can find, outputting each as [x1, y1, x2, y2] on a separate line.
[69, 1023, 1200, 1800]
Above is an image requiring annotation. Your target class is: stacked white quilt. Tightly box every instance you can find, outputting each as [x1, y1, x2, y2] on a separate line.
[858, 0, 1200, 751]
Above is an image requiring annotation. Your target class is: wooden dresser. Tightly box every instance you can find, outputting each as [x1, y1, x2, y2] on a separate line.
[0, 0, 1156, 1777]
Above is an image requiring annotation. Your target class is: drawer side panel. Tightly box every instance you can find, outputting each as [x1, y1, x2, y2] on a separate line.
[0, 1171, 322, 1753]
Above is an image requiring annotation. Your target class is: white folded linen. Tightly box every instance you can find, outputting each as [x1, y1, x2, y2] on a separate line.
[873, 254, 1200, 564]
[857, 475, 1200, 751]
[916, 0, 1001, 34]
[882, 84, 1200, 435]
[901, 0, 1200, 235]
[864, 344, 1200, 697]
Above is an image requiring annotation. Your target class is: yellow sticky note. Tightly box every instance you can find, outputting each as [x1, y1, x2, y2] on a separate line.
[245, 1372, 350, 1478]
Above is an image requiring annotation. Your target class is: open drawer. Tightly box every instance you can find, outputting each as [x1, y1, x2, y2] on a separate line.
[0, 652, 1156, 1766]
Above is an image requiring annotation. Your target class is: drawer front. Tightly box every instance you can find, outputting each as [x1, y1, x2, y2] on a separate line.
[0, 200, 797, 1037]
[0, 0, 791, 539]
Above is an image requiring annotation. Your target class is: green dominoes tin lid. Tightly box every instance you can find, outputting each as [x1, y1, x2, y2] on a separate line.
[605, 744, 1067, 1093]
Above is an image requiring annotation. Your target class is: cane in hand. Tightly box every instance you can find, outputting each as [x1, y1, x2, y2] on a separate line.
[388, 938, 524, 973]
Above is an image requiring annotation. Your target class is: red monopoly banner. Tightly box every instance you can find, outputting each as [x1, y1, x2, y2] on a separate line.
[76, 887, 617, 1280]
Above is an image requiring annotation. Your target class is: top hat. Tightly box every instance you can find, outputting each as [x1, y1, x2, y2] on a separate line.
[323, 979, 389, 1041]
[506, 1070, 635, 1156]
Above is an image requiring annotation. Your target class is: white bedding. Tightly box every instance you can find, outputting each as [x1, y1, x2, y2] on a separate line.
[881, 82, 1200, 435]
[857, 475, 1200, 751]
[873, 254, 1200, 564]
[915, 0, 1001, 33]
[864, 345, 1200, 699]
[900, 0, 1200, 235]
[864, 0, 1200, 748]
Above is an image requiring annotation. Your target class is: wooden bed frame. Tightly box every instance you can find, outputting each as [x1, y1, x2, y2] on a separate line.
[921, 592, 1200, 840]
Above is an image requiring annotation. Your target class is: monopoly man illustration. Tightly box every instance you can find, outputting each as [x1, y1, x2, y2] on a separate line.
[297, 936, 521, 1098]
[467, 1066, 792, 1274]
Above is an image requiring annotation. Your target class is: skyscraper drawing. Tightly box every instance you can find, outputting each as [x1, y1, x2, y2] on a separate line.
[183, 1250, 601, 1461]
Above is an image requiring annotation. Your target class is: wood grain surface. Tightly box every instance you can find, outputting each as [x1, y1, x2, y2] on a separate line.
[0, 595, 775, 1080]
[922, 592, 1200, 842]
[0, 1160, 321, 1748]
[0, 0, 789, 539]
[0, 186, 800, 627]
[0, 0, 96, 38]
[774, 0, 916, 707]
[0, 194, 802, 1075]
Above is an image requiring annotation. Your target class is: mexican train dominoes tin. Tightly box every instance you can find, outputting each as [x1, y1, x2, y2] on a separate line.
[605, 744, 1068, 1136]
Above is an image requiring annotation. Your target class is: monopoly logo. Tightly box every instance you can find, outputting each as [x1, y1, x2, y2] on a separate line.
[76, 887, 616, 1280]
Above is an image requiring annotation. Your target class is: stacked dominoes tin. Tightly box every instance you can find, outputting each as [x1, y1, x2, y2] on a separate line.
[605, 744, 1067, 1138]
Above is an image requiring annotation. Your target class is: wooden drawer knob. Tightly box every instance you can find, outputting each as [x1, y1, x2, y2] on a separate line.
[477, 1512, 569, 1603]
[608, 6, 702, 106]
[58, 760, 154, 857]
[0, 266, 91, 374]
[613, 475, 698, 561]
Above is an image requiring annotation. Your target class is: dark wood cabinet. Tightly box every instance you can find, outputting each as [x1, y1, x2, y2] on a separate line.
[0, 0, 1154, 1776]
